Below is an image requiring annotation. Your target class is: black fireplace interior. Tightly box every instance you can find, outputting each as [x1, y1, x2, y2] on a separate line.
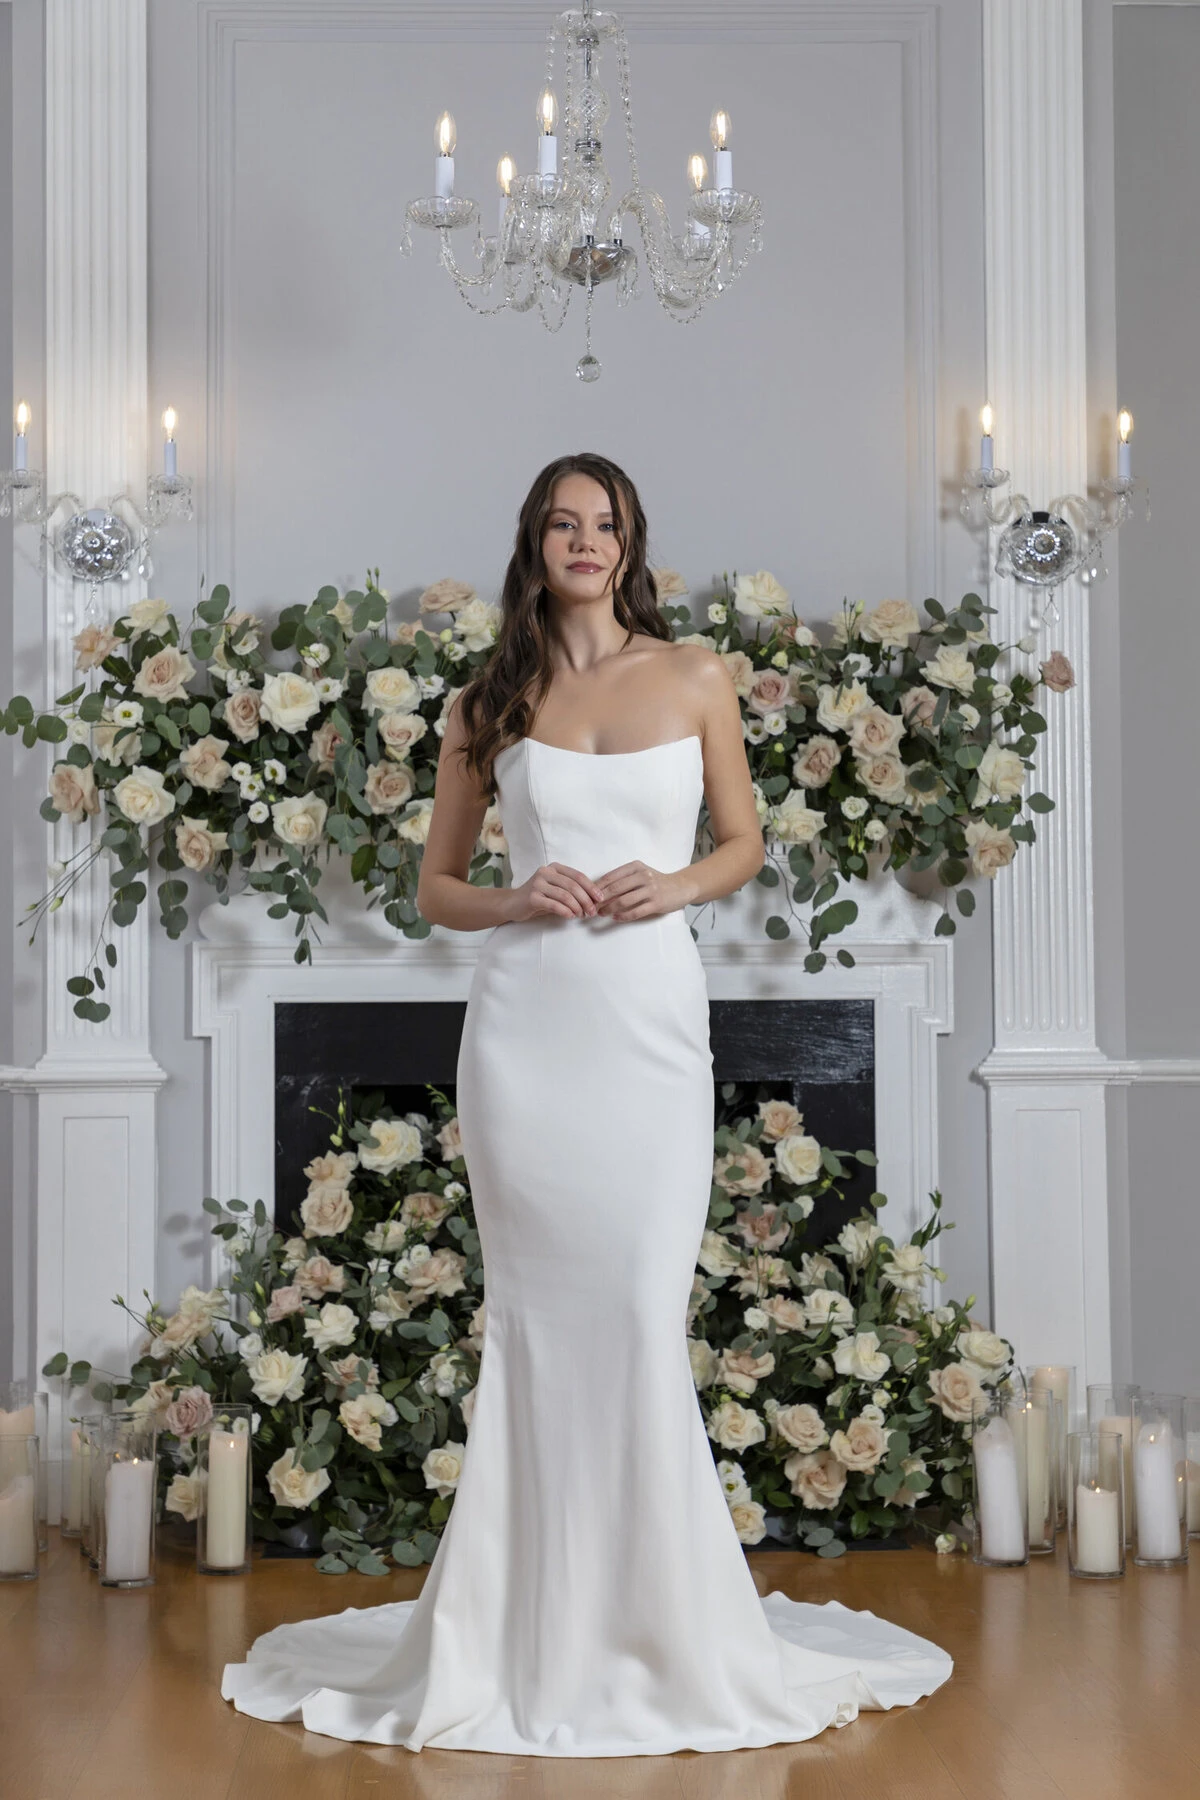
[275, 999, 875, 1245]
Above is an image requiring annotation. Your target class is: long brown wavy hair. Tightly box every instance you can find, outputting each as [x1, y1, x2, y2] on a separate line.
[453, 452, 673, 797]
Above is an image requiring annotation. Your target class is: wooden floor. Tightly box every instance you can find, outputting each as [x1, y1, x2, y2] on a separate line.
[1, 1527, 1197, 1799]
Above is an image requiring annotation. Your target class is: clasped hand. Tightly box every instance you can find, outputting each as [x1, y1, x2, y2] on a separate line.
[514, 860, 685, 924]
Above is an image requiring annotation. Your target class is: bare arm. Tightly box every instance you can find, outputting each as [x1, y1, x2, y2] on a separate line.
[594, 648, 765, 921]
[416, 695, 605, 931]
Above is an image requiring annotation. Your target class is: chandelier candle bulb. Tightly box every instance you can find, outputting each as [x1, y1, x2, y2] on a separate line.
[980, 403, 994, 473]
[13, 400, 29, 472]
[434, 112, 456, 199]
[710, 108, 732, 191]
[536, 88, 558, 182]
[496, 155, 516, 235]
[1118, 408, 1133, 481]
[161, 407, 177, 479]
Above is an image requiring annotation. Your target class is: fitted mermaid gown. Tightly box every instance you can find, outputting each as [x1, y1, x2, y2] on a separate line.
[220, 732, 952, 1755]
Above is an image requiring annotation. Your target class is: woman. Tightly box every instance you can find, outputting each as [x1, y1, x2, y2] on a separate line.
[221, 451, 952, 1754]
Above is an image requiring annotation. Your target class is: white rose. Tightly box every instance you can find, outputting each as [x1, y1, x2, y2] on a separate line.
[271, 793, 328, 847]
[837, 1219, 883, 1267]
[768, 793, 825, 846]
[860, 599, 919, 648]
[865, 819, 887, 842]
[927, 1361, 987, 1422]
[165, 1469, 208, 1521]
[880, 1242, 929, 1294]
[303, 1302, 358, 1352]
[977, 741, 1026, 802]
[730, 1500, 767, 1545]
[733, 570, 790, 618]
[921, 645, 976, 697]
[958, 703, 980, 730]
[364, 665, 422, 715]
[991, 682, 1014, 707]
[804, 1289, 856, 1335]
[113, 766, 175, 826]
[396, 799, 435, 844]
[955, 1329, 1009, 1384]
[696, 1230, 742, 1277]
[774, 1403, 829, 1453]
[359, 1116, 423, 1174]
[266, 1447, 331, 1510]
[338, 1391, 399, 1452]
[841, 795, 868, 820]
[453, 597, 503, 651]
[815, 681, 872, 734]
[127, 596, 172, 636]
[246, 1348, 308, 1406]
[259, 671, 321, 733]
[774, 1132, 822, 1186]
[833, 1330, 891, 1383]
[422, 1441, 466, 1496]
[964, 819, 1017, 878]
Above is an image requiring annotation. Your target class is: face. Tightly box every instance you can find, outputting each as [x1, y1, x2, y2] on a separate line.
[540, 472, 627, 605]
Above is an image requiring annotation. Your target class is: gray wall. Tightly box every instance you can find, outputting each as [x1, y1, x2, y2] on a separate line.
[1109, 2, 1200, 1392]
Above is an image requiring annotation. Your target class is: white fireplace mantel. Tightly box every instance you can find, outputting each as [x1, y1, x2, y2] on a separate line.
[192, 866, 952, 1287]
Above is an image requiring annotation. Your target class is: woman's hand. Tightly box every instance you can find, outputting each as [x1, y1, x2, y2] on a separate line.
[508, 862, 606, 922]
[592, 861, 692, 922]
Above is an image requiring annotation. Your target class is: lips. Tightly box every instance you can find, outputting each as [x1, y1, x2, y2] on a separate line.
[567, 562, 602, 572]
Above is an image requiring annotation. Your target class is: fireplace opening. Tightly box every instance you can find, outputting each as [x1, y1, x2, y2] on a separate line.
[275, 999, 875, 1242]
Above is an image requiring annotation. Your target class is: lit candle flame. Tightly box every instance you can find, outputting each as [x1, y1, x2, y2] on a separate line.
[709, 108, 731, 150]
[1118, 408, 1133, 443]
[688, 153, 708, 192]
[537, 88, 558, 134]
[496, 154, 516, 195]
[435, 111, 456, 157]
[162, 406, 177, 439]
[980, 403, 994, 436]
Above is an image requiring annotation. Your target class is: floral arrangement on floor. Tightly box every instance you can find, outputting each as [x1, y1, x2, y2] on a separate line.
[2, 568, 1073, 1018]
[45, 1082, 1010, 1571]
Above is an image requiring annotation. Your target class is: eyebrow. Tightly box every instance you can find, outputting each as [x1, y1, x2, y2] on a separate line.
[548, 506, 613, 520]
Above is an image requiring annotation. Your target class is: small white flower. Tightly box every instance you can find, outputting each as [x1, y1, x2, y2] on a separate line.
[761, 710, 788, 736]
[443, 1180, 466, 1200]
[66, 717, 91, 745]
[708, 602, 728, 625]
[263, 759, 286, 785]
[990, 682, 1013, 707]
[226, 669, 254, 691]
[743, 716, 768, 745]
[314, 676, 344, 702]
[112, 700, 144, 727]
[872, 1387, 891, 1407]
[231, 762, 252, 782]
[743, 1306, 770, 1332]
[416, 673, 446, 699]
[247, 800, 269, 824]
[864, 818, 887, 842]
[770, 649, 788, 669]
[935, 1532, 959, 1555]
[444, 640, 468, 664]
[48, 859, 67, 878]
[841, 652, 871, 680]
[302, 642, 331, 666]
[841, 795, 868, 820]
[239, 773, 264, 800]
[1017, 635, 1037, 655]
[958, 703, 980, 730]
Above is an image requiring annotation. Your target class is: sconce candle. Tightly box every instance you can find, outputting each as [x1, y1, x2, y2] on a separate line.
[1118, 409, 1133, 482]
[162, 407, 178, 479]
[979, 403, 994, 473]
[710, 108, 732, 191]
[12, 402, 29, 473]
[434, 111, 456, 199]
[536, 89, 558, 181]
[496, 155, 516, 236]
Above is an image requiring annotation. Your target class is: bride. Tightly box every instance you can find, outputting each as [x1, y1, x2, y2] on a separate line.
[220, 451, 953, 1755]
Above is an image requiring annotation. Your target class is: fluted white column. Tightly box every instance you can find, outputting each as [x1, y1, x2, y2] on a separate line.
[1, 1, 164, 1504]
[978, 0, 1111, 1388]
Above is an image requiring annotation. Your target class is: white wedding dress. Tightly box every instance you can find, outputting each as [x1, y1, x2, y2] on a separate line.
[221, 732, 952, 1755]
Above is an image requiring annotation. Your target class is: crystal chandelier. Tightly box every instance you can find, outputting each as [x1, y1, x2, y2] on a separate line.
[401, 3, 764, 381]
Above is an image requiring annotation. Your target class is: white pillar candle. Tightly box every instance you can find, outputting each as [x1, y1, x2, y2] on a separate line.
[204, 1430, 249, 1569]
[1097, 1414, 1135, 1534]
[103, 1458, 154, 1582]
[64, 1427, 83, 1531]
[975, 1416, 1026, 1562]
[1134, 1423, 1183, 1561]
[0, 1471, 37, 1574]
[1031, 1365, 1071, 1407]
[0, 1405, 34, 1436]
[1074, 1483, 1121, 1573]
[1185, 1459, 1200, 1535]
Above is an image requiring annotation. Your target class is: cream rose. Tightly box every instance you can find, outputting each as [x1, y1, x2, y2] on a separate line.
[368, 1287, 417, 1331]
[1040, 651, 1075, 693]
[400, 1190, 454, 1235]
[748, 669, 793, 718]
[93, 720, 143, 767]
[339, 1391, 399, 1451]
[860, 599, 919, 648]
[705, 1398, 767, 1452]
[453, 597, 502, 651]
[222, 687, 262, 744]
[717, 1346, 776, 1396]
[730, 1499, 767, 1545]
[881, 1243, 929, 1294]
[769, 792, 825, 846]
[308, 718, 344, 773]
[797, 1252, 836, 1289]
[784, 1448, 847, 1510]
[757, 1099, 803, 1141]
[927, 1360, 987, 1422]
[422, 1441, 466, 1496]
[295, 1255, 347, 1300]
[163, 1385, 214, 1440]
[720, 649, 756, 699]
[791, 735, 841, 790]
[688, 1338, 720, 1388]
[830, 1414, 890, 1472]
[300, 1185, 354, 1237]
[734, 1201, 790, 1254]
[901, 685, 939, 728]
[246, 1348, 308, 1406]
[360, 1116, 423, 1174]
[977, 741, 1026, 802]
[815, 681, 871, 734]
[833, 1330, 891, 1383]
[49, 762, 100, 824]
[271, 793, 327, 848]
[855, 753, 907, 804]
[955, 1330, 1009, 1385]
[650, 567, 689, 600]
[364, 666, 422, 716]
[697, 1229, 743, 1277]
[165, 1469, 208, 1521]
[132, 645, 195, 703]
[377, 710, 428, 760]
[304, 1302, 358, 1352]
[175, 816, 228, 872]
[363, 1219, 407, 1254]
[774, 1132, 822, 1186]
[73, 624, 120, 670]
[364, 760, 415, 815]
[477, 803, 508, 856]
[128, 1379, 177, 1429]
[267, 1447, 331, 1510]
[733, 570, 790, 618]
[265, 1282, 306, 1323]
[965, 819, 1016, 878]
[921, 644, 976, 697]
[114, 766, 175, 826]
[395, 1243, 467, 1300]
[258, 671, 320, 733]
[849, 705, 905, 756]
[774, 1403, 829, 1453]
[418, 577, 476, 614]
[761, 1295, 807, 1332]
[713, 1142, 772, 1195]
[837, 1219, 883, 1267]
[805, 1290, 856, 1335]
[179, 734, 232, 792]
[127, 596, 171, 637]
[304, 1149, 358, 1189]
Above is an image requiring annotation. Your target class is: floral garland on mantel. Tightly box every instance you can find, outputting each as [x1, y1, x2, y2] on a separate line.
[45, 1083, 1013, 1571]
[1, 569, 1073, 1021]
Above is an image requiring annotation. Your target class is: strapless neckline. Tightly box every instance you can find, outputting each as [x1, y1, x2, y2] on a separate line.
[518, 733, 702, 760]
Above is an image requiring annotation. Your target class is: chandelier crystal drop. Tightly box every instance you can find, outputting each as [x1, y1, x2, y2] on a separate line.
[401, 2, 764, 379]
